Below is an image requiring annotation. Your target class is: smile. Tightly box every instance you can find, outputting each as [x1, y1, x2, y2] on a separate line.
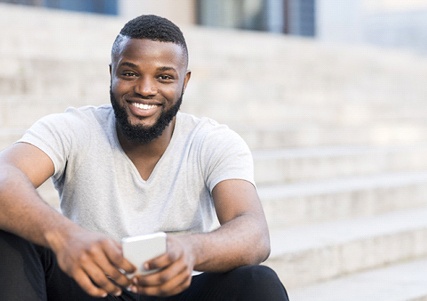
[131, 102, 158, 110]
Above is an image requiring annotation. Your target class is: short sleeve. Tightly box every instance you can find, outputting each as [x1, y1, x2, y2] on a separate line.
[199, 122, 255, 192]
[17, 107, 91, 181]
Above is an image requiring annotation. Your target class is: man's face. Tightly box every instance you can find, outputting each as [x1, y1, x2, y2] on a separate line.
[110, 38, 190, 144]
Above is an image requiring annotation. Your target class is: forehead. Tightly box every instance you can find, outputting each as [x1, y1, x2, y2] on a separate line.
[113, 37, 187, 69]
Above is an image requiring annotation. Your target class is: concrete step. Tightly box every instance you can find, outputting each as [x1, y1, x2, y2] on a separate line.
[34, 161, 427, 220]
[253, 145, 427, 185]
[1, 6, 427, 149]
[4, 116, 427, 151]
[0, 129, 23, 151]
[182, 98, 427, 130]
[0, 95, 107, 129]
[30, 179, 427, 300]
[1, 5, 427, 129]
[3, 91, 427, 129]
[3, 14, 427, 112]
[3, 72, 427, 128]
[0, 90, 346, 126]
[3, 122, 426, 177]
[237, 123, 427, 149]
[264, 206, 427, 289]
[288, 257, 427, 301]
[0, 56, 109, 100]
[0, 3, 117, 59]
[260, 171, 427, 228]
[1, 53, 426, 128]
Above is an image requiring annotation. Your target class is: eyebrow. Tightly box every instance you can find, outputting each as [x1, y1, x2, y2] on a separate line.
[118, 62, 177, 73]
[157, 66, 178, 73]
[119, 62, 138, 69]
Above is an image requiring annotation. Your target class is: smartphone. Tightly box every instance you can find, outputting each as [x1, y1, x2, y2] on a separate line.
[122, 232, 167, 276]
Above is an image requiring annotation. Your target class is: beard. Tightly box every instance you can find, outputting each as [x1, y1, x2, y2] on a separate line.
[110, 88, 183, 144]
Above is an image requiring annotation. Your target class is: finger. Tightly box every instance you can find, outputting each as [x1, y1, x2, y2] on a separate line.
[91, 244, 132, 288]
[81, 238, 132, 288]
[131, 264, 192, 297]
[103, 239, 136, 274]
[143, 250, 176, 274]
[133, 255, 189, 288]
[94, 257, 131, 289]
[154, 266, 192, 296]
[73, 269, 109, 298]
[133, 255, 177, 287]
[81, 259, 122, 296]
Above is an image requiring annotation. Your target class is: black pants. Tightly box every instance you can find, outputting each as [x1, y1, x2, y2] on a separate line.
[0, 231, 289, 301]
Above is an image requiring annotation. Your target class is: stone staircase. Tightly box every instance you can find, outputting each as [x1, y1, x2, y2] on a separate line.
[1, 3, 427, 301]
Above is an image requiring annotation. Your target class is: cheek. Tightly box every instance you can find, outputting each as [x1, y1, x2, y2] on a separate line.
[110, 77, 120, 91]
[111, 79, 130, 95]
[164, 84, 183, 98]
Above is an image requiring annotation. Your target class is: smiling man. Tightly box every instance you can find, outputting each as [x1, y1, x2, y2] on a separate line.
[110, 37, 189, 146]
[0, 15, 289, 300]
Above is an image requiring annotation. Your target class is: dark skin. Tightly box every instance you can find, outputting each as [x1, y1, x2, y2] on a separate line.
[0, 37, 271, 298]
[110, 38, 190, 180]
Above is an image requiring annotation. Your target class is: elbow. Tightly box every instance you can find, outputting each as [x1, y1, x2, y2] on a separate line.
[259, 233, 271, 263]
[251, 215, 271, 264]
[239, 229, 270, 266]
[259, 217, 271, 263]
[251, 227, 271, 264]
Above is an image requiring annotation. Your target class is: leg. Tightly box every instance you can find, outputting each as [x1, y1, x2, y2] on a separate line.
[219, 265, 288, 301]
[148, 265, 289, 301]
[192, 265, 289, 301]
[0, 230, 48, 301]
[0, 230, 137, 301]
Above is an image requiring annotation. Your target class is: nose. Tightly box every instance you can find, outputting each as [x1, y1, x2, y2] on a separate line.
[135, 77, 157, 97]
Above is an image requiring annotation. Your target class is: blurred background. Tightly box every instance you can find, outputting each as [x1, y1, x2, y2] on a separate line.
[1, 1, 427, 300]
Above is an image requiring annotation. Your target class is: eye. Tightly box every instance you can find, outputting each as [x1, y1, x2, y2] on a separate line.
[158, 74, 174, 81]
[122, 71, 137, 77]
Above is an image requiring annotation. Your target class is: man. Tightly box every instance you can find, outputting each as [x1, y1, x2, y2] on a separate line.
[0, 15, 289, 300]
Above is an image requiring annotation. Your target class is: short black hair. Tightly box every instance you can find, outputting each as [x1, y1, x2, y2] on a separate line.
[111, 15, 188, 63]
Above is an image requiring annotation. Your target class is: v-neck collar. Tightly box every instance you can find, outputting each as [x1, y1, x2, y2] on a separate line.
[111, 112, 181, 184]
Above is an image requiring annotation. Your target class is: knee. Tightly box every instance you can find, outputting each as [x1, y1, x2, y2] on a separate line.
[0, 230, 46, 264]
[0, 230, 36, 252]
[230, 265, 289, 300]
[234, 265, 280, 284]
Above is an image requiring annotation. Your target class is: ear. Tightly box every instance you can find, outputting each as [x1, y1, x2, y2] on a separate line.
[182, 70, 192, 93]
[109, 64, 112, 75]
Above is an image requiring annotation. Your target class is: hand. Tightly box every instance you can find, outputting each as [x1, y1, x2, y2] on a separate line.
[129, 235, 194, 296]
[51, 227, 135, 298]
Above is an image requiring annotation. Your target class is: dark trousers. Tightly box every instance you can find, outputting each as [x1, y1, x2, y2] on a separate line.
[0, 230, 289, 301]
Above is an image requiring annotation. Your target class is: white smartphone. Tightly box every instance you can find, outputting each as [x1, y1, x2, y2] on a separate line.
[121, 232, 167, 276]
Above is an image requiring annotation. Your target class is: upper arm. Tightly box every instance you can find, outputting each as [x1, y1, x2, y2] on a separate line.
[211, 179, 267, 226]
[0, 142, 54, 188]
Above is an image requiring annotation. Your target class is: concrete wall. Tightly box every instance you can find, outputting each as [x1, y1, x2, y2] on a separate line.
[119, 0, 196, 26]
[2, 2, 427, 150]
[317, 0, 427, 55]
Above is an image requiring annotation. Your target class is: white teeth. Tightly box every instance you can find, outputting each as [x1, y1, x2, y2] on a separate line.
[132, 103, 156, 110]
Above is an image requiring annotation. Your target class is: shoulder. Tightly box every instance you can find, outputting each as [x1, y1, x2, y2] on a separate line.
[18, 105, 115, 178]
[20, 104, 115, 150]
[177, 112, 241, 142]
[176, 112, 251, 160]
[177, 113, 255, 190]
[63, 104, 113, 123]
[34, 104, 113, 130]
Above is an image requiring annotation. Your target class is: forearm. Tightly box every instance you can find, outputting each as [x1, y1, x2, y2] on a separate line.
[0, 165, 78, 249]
[130, 212, 270, 296]
[184, 212, 270, 272]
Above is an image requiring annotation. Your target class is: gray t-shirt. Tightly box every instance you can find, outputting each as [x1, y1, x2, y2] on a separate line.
[19, 105, 255, 240]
